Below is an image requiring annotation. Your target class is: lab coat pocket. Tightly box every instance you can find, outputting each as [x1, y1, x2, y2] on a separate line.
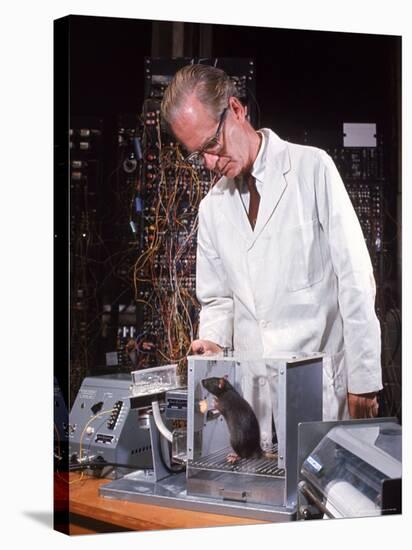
[286, 219, 324, 292]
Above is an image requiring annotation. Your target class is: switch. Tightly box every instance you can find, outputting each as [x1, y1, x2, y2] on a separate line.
[91, 401, 104, 415]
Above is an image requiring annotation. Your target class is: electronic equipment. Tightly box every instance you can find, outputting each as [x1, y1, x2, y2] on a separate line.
[69, 116, 104, 403]
[165, 388, 188, 420]
[76, 357, 401, 523]
[100, 352, 324, 521]
[68, 374, 153, 475]
[297, 419, 402, 519]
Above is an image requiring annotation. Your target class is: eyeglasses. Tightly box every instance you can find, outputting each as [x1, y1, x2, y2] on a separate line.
[184, 107, 228, 164]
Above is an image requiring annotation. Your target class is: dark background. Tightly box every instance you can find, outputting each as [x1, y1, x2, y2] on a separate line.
[69, 15, 401, 247]
[70, 16, 400, 152]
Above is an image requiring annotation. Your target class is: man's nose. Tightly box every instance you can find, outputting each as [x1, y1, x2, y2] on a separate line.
[202, 152, 219, 171]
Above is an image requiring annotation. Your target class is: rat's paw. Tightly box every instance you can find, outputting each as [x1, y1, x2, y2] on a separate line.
[198, 399, 208, 414]
[226, 453, 240, 464]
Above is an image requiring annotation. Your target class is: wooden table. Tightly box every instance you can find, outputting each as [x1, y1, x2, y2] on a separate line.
[55, 473, 268, 535]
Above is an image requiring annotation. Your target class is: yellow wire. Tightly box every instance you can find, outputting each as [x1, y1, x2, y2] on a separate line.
[67, 408, 116, 485]
[130, 136, 212, 367]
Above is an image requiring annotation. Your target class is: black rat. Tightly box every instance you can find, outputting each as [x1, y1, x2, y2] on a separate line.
[201, 376, 276, 463]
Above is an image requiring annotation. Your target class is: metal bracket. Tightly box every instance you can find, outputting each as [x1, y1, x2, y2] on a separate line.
[148, 412, 172, 482]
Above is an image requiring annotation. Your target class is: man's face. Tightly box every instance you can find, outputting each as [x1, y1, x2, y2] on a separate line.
[170, 94, 249, 179]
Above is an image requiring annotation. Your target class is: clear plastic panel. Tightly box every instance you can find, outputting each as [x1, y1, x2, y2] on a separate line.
[130, 364, 180, 396]
[172, 428, 187, 464]
[186, 354, 287, 506]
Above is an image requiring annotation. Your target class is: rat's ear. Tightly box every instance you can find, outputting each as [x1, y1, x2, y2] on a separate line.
[218, 378, 225, 389]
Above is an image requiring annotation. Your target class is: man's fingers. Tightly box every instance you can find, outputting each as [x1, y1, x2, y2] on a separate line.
[191, 340, 205, 354]
[191, 339, 222, 355]
[369, 399, 379, 418]
[349, 394, 379, 419]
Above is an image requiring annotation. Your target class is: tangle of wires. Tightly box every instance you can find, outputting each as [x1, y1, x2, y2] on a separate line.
[133, 103, 213, 375]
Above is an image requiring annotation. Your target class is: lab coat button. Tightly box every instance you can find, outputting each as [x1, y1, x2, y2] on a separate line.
[260, 320, 267, 328]
[259, 377, 267, 386]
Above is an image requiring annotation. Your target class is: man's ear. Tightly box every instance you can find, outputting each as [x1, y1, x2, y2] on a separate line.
[228, 96, 246, 123]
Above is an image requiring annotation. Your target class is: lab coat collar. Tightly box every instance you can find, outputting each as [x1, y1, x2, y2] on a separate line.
[251, 130, 267, 184]
[250, 129, 290, 246]
[216, 129, 290, 247]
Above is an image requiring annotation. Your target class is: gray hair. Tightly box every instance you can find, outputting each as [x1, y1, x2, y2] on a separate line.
[161, 64, 237, 125]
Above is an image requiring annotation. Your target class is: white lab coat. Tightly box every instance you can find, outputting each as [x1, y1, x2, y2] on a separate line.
[196, 129, 382, 445]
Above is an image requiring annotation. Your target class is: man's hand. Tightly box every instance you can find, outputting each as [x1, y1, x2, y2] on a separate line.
[191, 339, 222, 355]
[347, 392, 379, 419]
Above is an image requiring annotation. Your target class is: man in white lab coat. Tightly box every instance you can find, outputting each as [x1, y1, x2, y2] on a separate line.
[161, 64, 382, 444]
